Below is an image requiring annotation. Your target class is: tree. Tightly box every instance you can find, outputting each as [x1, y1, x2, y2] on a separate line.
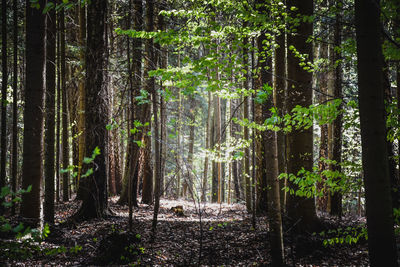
[74, 0, 109, 220]
[286, 0, 318, 232]
[20, 0, 46, 223]
[141, 0, 155, 205]
[330, 0, 343, 217]
[355, 0, 398, 265]
[11, 0, 18, 216]
[60, 8, 70, 202]
[0, 0, 8, 205]
[44, 4, 57, 223]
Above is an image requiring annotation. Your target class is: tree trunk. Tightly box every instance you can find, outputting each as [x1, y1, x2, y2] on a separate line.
[286, 0, 318, 232]
[11, 0, 18, 216]
[60, 8, 70, 202]
[274, 26, 287, 213]
[20, 0, 46, 223]
[73, 0, 109, 220]
[330, 0, 343, 217]
[0, 0, 8, 203]
[243, 32, 251, 212]
[44, 6, 57, 223]
[76, 1, 86, 197]
[56, 24, 61, 203]
[202, 91, 212, 202]
[141, 0, 155, 205]
[355, 0, 398, 265]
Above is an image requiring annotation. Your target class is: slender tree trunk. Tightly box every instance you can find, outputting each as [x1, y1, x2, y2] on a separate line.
[176, 53, 182, 198]
[56, 23, 61, 203]
[330, 0, 343, 217]
[0, 0, 8, 202]
[60, 8, 70, 202]
[11, 0, 18, 216]
[274, 28, 287, 212]
[202, 91, 212, 202]
[20, 0, 46, 223]
[76, 0, 86, 196]
[44, 6, 57, 223]
[141, 0, 154, 205]
[286, 0, 318, 232]
[355, 0, 398, 265]
[243, 32, 251, 212]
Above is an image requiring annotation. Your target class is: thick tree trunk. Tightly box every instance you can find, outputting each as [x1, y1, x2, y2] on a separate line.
[355, 0, 398, 265]
[44, 6, 57, 223]
[73, 0, 109, 220]
[20, 0, 46, 223]
[286, 0, 318, 232]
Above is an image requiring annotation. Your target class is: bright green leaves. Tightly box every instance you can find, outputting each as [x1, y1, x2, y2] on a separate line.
[280, 157, 361, 199]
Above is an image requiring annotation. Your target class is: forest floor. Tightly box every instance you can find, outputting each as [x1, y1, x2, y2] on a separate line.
[2, 197, 370, 266]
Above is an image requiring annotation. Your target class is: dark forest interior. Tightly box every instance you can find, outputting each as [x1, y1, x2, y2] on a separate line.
[1, 0, 400, 266]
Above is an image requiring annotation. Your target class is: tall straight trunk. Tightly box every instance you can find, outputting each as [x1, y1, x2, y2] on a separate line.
[243, 32, 251, 212]
[152, 58, 161, 234]
[396, 64, 400, 209]
[330, 0, 343, 217]
[0, 0, 8, 200]
[141, 0, 154, 205]
[60, 9, 69, 202]
[286, 0, 318, 232]
[44, 6, 57, 223]
[185, 96, 195, 198]
[211, 112, 217, 202]
[158, 10, 167, 197]
[20, 0, 46, 223]
[77, 0, 86, 191]
[202, 91, 212, 202]
[255, 29, 269, 215]
[120, 0, 143, 207]
[274, 28, 286, 212]
[257, 2, 284, 263]
[176, 53, 182, 197]
[56, 23, 61, 203]
[216, 51, 222, 204]
[355, 0, 398, 265]
[74, 0, 109, 220]
[11, 0, 18, 215]
[317, 40, 329, 212]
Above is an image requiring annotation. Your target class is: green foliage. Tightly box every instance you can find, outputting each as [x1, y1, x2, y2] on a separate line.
[314, 226, 368, 247]
[280, 157, 361, 199]
[266, 99, 343, 133]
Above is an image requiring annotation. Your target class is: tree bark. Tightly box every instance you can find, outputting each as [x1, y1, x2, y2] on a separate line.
[286, 0, 318, 232]
[73, 0, 109, 220]
[20, 0, 46, 223]
[330, 0, 343, 217]
[141, 0, 155, 205]
[355, 0, 398, 265]
[11, 0, 18, 216]
[0, 0, 8, 203]
[60, 8, 70, 202]
[44, 5, 57, 223]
